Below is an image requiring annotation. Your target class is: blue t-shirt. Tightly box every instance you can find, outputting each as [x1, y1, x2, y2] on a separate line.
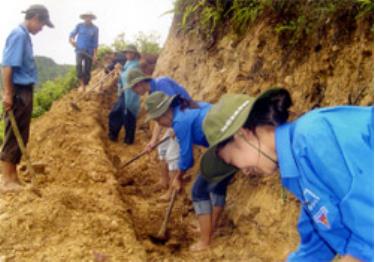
[2, 24, 37, 85]
[172, 102, 212, 171]
[69, 23, 99, 56]
[150, 77, 191, 101]
[275, 106, 374, 261]
[120, 60, 140, 116]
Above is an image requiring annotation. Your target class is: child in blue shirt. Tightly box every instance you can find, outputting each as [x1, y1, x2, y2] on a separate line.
[201, 88, 373, 261]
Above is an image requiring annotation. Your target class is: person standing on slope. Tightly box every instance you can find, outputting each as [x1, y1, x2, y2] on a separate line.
[69, 11, 99, 92]
[1, 4, 54, 193]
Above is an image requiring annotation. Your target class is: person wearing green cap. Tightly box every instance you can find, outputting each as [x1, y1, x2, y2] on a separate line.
[108, 44, 141, 144]
[145, 91, 234, 251]
[127, 68, 193, 191]
[0, 4, 54, 193]
[201, 88, 373, 261]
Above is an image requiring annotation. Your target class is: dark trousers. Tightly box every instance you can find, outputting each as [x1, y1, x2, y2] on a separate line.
[76, 52, 92, 85]
[108, 94, 136, 144]
[0, 84, 33, 164]
[192, 173, 233, 202]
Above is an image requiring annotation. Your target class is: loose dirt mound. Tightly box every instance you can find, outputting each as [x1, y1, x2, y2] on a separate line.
[0, 70, 300, 261]
[0, 72, 146, 261]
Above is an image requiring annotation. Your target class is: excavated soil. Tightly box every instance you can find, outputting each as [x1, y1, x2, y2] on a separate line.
[0, 70, 300, 261]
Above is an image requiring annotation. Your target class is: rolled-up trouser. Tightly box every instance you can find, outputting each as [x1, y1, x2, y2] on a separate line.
[76, 52, 93, 85]
[192, 173, 233, 215]
[157, 131, 179, 171]
[0, 84, 33, 165]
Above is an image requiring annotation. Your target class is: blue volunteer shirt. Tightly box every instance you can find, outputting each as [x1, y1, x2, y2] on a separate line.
[275, 106, 374, 261]
[69, 23, 99, 56]
[173, 102, 212, 171]
[2, 24, 37, 85]
[150, 77, 191, 100]
[120, 60, 140, 117]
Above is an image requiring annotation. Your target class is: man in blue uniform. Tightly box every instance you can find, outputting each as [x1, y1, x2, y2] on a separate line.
[69, 11, 99, 92]
[1, 4, 54, 193]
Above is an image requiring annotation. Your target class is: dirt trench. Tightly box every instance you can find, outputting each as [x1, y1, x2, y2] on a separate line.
[0, 71, 298, 261]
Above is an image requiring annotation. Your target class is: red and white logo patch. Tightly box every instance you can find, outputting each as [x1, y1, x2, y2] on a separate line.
[313, 206, 331, 229]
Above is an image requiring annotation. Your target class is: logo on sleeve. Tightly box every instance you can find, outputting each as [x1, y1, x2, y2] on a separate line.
[303, 189, 320, 211]
[313, 206, 331, 229]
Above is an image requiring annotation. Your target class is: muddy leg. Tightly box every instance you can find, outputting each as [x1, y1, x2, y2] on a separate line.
[211, 206, 224, 236]
[158, 160, 169, 190]
[190, 214, 212, 251]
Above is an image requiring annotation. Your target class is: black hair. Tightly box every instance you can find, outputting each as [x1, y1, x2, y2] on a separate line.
[170, 95, 200, 111]
[243, 87, 292, 131]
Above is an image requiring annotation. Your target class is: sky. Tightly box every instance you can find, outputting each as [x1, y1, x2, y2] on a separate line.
[0, 0, 174, 65]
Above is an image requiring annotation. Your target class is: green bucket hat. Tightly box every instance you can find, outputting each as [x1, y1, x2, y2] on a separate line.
[201, 88, 282, 183]
[122, 44, 139, 55]
[145, 91, 176, 122]
[127, 69, 152, 89]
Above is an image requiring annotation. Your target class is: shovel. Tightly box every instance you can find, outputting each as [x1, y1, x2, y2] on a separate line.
[120, 136, 171, 169]
[149, 189, 178, 244]
[8, 110, 41, 197]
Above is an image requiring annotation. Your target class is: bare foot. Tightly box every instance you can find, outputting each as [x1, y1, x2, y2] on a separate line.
[189, 240, 210, 252]
[0, 180, 25, 194]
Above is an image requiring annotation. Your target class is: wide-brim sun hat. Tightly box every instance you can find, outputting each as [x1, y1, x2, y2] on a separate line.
[145, 92, 176, 122]
[127, 69, 152, 89]
[201, 89, 281, 183]
[80, 11, 96, 20]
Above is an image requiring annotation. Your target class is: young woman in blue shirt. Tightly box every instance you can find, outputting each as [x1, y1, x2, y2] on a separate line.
[200, 88, 373, 261]
[144, 92, 233, 252]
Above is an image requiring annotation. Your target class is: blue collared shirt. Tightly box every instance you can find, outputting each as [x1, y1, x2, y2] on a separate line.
[69, 23, 99, 56]
[150, 77, 191, 100]
[275, 106, 374, 261]
[120, 60, 140, 116]
[173, 102, 212, 171]
[2, 24, 37, 85]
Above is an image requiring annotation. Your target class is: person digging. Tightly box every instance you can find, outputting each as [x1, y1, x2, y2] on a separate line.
[144, 92, 234, 252]
[127, 68, 194, 194]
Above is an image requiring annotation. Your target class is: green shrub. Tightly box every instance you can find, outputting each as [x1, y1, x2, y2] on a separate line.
[229, 0, 264, 34]
[32, 68, 78, 118]
[200, 0, 226, 34]
[175, 0, 374, 47]
[134, 32, 162, 55]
